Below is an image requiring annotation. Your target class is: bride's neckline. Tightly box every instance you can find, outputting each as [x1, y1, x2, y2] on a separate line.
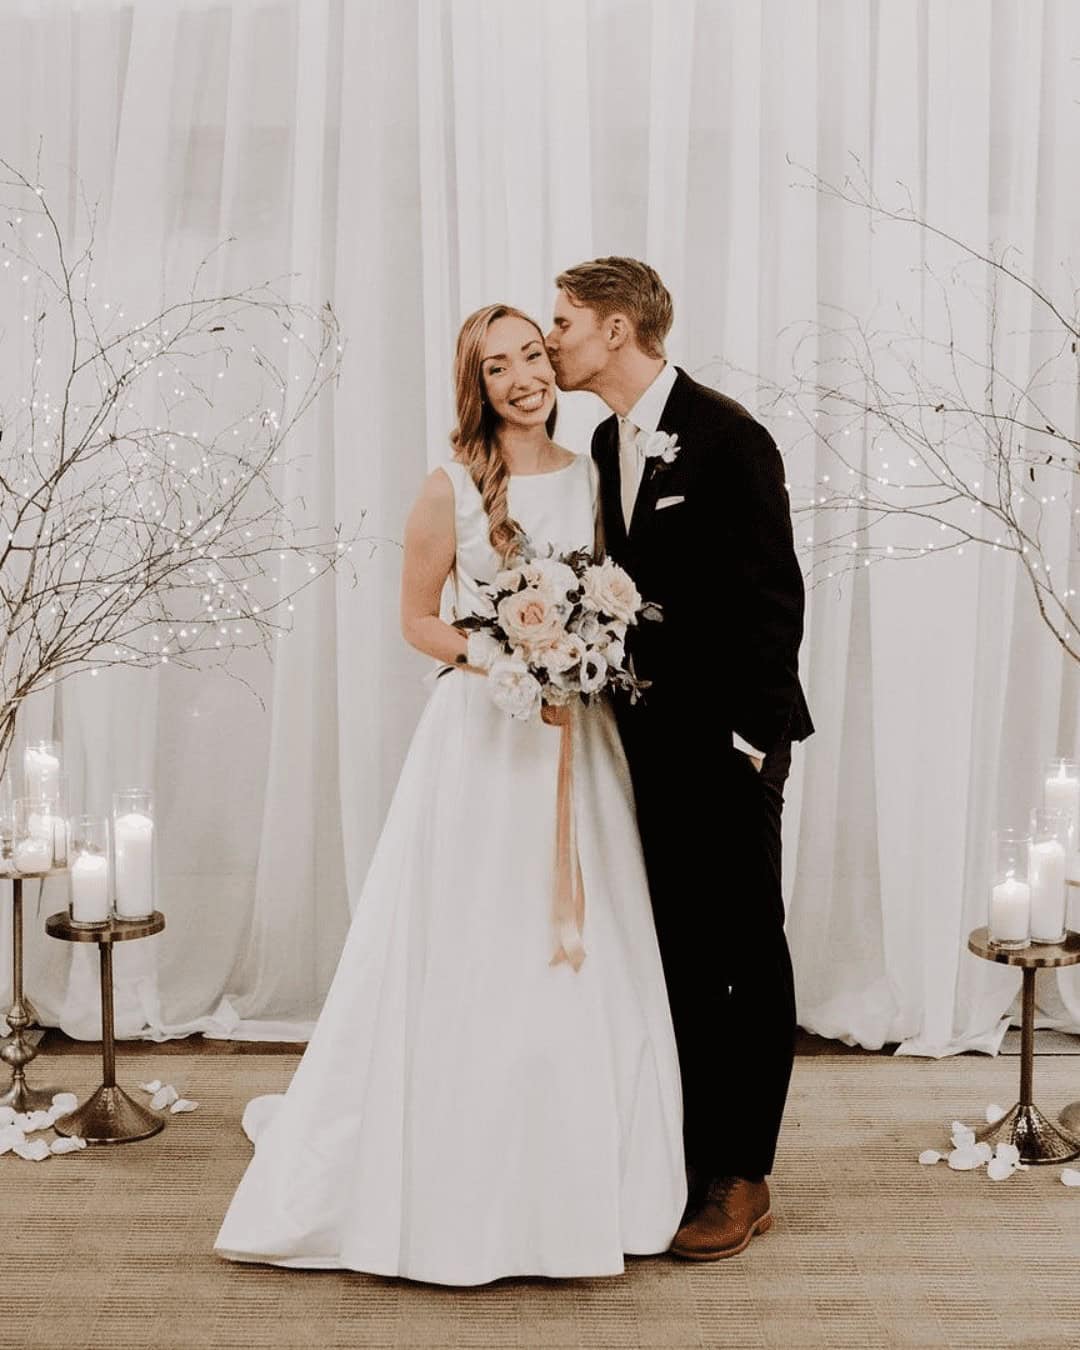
[509, 456, 577, 480]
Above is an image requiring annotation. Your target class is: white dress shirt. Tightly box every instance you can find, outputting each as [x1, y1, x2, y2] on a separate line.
[616, 363, 764, 765]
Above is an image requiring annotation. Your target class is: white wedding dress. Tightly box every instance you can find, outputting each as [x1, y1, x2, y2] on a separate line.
[214, 453, 686, 1285]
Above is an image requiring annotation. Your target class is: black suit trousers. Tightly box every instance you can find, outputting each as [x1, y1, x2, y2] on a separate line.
[615, 703, 796, 1181]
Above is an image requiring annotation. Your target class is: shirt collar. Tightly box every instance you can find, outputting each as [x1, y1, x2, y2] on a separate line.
[625, 362, 678, 435]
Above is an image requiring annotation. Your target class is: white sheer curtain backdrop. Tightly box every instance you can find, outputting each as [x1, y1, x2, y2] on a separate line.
[1, 0, 1079, 1052]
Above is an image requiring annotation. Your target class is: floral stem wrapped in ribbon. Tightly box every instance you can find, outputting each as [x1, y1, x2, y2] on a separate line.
[452, 545, 661, 971]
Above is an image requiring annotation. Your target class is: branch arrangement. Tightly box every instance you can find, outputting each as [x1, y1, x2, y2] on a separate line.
[723, 162, 1080, 663]
[0, 158, 362, 778]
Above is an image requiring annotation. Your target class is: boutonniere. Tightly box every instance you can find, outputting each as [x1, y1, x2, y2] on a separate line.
[636, 429, 680, 467]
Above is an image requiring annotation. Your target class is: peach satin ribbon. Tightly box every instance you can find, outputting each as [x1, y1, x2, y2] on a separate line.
[546, 705, 586, 971]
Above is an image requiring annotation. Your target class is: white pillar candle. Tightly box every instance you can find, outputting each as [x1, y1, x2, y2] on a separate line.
[990, 878, 1030, 944]
[1029, 838, 1067, 942]
[13, 836, 52, 874]
[1045, 766, 1080, 868]
[114, 811, 154, 918]
[71, 853, 110, 924]
[24, 747, 60, 801]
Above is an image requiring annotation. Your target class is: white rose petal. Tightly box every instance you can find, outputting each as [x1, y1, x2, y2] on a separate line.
[985, 1103, 1006, 1125]
[14, 1138, 51, 1162]
[51, 1136, 87, 1154]
[918, 1149, 943, 1165]
[0, 1125, 27, 1155]
[947, 1146, 984, 1171]
[140, 1079, 163, 1094]
[170, 1098, 198, 1114]
[1060, 1167, 1080, 1187]
[994, 1142, 1020, 1167]
[50, 1092, 78, 1115]
[150, 1084, 179, 1110]
[22, 1109, 53, 1134]
[973, 1142, 994, 1164]
[949, 1121, 977, 1150]
[0, 1107, 15, 1127]
[987, 1156, 1017, 1181]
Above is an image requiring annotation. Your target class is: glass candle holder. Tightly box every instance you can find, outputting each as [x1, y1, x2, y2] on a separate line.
[13, 795, 67, 874]
[989, 828, 1031, 950]
[0, 778, 13, 877]
[68, 815, 111, 927]
[1044, 758, 1080, 880]
[112, 788, 156, 920]
[23, 739, 62, 802]
[1029, 808, 1069, 944]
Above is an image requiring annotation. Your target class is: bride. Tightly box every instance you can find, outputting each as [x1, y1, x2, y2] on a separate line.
[214, 303, 686, 1286]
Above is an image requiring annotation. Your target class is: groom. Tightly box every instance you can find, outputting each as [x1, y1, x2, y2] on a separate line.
[546, 257, 813, 1260]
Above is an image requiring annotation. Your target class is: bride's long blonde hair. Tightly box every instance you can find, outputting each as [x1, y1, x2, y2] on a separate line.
[450, 303, 556, 561]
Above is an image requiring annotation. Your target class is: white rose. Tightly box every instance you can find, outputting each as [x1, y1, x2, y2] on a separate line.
[540, 633, 586, 674]
[466, 630, 504, 671]
[488, 658, 542, 720]
[497, 586, 566, 652]
[521, 557, 578, 598]
[580, 558, 641, 625]
[494, 566, 524, 591]
[572, 611, 603, 644]
[639, 429, 680, 464]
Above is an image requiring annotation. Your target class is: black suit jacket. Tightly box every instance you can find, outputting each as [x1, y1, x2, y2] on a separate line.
[592, 368, 813, 755]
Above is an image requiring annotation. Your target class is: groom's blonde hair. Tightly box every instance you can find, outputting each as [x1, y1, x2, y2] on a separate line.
[555, 257, 673, 360]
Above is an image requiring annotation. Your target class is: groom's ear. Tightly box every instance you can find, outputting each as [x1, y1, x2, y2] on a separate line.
[606, 314, 632, 350]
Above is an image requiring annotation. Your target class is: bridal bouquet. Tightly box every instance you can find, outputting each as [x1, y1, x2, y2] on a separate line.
[455, 546, 660, 721]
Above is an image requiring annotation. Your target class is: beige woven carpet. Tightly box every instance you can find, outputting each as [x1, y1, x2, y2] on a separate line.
[4, 1053, 1080, 1350]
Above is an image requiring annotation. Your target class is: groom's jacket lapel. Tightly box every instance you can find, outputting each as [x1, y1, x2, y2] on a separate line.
[591, 413, 628, 564]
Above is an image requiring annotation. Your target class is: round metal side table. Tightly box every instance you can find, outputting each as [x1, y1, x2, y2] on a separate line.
[967, 927, 1080, 1164]
[45, 910, 166, 1143]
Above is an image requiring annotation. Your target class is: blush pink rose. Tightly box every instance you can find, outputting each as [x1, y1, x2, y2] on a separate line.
[497, 586, 565, 651]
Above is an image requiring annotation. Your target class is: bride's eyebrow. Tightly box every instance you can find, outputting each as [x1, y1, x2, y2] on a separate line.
[483, 340, 543, 364]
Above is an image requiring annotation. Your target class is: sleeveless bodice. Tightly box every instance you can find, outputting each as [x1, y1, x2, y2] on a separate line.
[441, 455, 598, 620]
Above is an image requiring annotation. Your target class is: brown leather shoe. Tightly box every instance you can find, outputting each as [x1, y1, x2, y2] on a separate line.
[670, 1176, 772, 1261]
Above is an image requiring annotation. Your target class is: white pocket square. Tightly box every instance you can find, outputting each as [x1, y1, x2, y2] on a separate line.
[655, 495, 685, 510]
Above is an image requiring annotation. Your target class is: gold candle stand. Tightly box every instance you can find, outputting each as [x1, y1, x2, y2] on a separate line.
[968, 927, 1080, 1163]
[45, 909, 166, 1143]
[1, 874, 65, 1110]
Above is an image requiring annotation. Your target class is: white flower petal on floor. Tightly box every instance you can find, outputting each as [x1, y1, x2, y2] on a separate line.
[139, 1080, 163, 1094]
[949, 1121, 977, 1150]
[987, 1156, 1016, 1181]
[150, 1084, 179, 1110]
[0, 1107, 15, 1127]
[0, 1125, 27, 1155]
[1060, 1168, 1080, 1187]
[22, 1109, 53, 1134]
[918, 1149, 943, 1165]
[170, 1098, 198, 1114]
[14, 1138, 50, 1162]
[985, 1103, 1006, 1124]
[947, 1146, 984, 1170]
[50, 1137, 87, 1154]
[994, 1143, 1020, 1168]
[50, 1093, 78, 1117]
[973, 1142, 993, 1164]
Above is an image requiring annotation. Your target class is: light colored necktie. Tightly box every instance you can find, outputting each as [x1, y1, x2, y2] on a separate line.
[618, 417, 643, 531]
